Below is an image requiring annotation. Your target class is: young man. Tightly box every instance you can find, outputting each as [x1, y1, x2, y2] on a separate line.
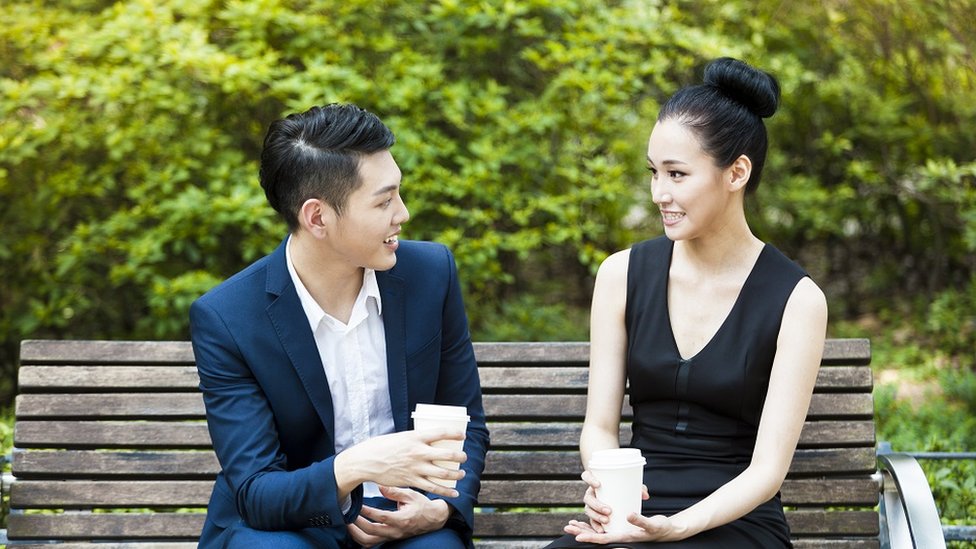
[189, 104, 489, 548]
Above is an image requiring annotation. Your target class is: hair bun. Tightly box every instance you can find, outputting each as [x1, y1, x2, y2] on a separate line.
[703, 57, 780, 118]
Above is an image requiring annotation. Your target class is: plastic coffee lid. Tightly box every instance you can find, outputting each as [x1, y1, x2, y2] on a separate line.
[412, 403, 470, 421]
[588, 448, 646, 469]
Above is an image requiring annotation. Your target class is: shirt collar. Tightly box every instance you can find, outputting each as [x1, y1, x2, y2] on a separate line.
[285, 236, 383, 334]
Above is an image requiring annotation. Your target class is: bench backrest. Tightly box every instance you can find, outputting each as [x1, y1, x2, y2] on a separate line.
[9, 339, 876, 548]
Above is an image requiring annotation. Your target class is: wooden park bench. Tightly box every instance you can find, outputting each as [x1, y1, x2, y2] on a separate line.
[1, 338, 946, 548]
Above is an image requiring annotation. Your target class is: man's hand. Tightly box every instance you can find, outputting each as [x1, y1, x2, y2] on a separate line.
[334, 429, 466, 500]
[347, 485, 452, 547]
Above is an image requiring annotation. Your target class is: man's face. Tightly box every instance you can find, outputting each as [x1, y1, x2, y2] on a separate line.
[326, 149, 409, 272]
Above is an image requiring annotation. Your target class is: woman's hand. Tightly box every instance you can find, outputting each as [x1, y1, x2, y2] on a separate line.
[572, 469, 652, 539]
[565, 512, 682, 544]
[579, 469, 610, 533]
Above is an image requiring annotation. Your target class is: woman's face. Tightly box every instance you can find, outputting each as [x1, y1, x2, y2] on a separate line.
[646, 119, 738, 241]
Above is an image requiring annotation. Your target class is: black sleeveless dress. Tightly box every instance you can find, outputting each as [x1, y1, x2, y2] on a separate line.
[545, 237, 807, 548]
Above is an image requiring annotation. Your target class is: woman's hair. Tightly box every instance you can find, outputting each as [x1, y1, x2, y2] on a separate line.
[658, 57, 780, 193]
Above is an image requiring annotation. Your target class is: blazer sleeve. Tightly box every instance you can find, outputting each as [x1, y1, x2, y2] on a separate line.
[428, 246, 490, 536]
[190, 297, 363, 531]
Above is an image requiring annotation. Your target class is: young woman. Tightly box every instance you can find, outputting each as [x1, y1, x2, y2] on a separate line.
[546, 58, 828, 548]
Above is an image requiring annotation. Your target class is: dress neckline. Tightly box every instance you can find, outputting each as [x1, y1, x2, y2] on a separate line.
[664, 240, 769, 362]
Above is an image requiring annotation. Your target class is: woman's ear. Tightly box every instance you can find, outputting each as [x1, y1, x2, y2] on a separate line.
[727, 155, 753, 192]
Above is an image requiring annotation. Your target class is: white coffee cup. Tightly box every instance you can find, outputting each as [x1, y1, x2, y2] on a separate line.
[588, 448, 646, 534]
[411, 403, 470, 488]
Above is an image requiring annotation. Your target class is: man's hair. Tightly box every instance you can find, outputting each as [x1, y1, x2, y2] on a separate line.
[259, 103, 396, 231]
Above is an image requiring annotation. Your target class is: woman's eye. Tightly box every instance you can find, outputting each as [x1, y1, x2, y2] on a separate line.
[669, 171, 684, 178]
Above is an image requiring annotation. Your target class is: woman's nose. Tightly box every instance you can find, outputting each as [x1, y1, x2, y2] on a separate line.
[651, 181, 672, 205]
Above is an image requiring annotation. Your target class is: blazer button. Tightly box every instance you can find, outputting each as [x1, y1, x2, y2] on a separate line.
[310, 515, 332, 527]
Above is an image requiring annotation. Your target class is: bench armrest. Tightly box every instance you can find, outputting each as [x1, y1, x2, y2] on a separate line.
[878, 452, 946, 549]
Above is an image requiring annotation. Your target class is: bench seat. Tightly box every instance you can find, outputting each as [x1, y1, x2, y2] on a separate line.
[2, 339, 944, 548]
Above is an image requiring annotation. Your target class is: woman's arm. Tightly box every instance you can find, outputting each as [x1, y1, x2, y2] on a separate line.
[580, 249, 632, 463]
[567, 250, 640, 534]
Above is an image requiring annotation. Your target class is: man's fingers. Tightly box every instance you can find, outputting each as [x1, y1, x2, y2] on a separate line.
[347, 521, 384, 547]
[358, 504, 394, 525]
[377, 484, 418, 503]
[415, 428, 466, 443]
[352, 515, 391, 537]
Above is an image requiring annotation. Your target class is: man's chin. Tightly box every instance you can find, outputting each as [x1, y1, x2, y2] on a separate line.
[372, 254, 398, 272]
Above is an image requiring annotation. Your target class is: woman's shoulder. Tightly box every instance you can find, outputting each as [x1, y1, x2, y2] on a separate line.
[759, 242, 810, 279]
[596, 247, 631, 281]
[759, 242, 828, 318]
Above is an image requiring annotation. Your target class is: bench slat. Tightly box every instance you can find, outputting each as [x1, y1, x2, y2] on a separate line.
[7, 478, 879, 508]
[10, 480, 211, 507]
[478, 478, 881, 507]
[14, 421, 213, 449]
[5, 510, 879, 540]
[472, 510, 879, 537]
[484, 447, 878, 477]
[14, 392, 873, 420]
[19, 340, 196, 364]
[16, 393, 206, 418]
[6, 513, 206, 540]
[19, 339, 869, 366]
[18, 366, 201, 391]
[15, 364, 871, 393]
[485, 420, 874, 449]
[13, 419, 874, 449]
[12, 450, 220, 478]
[12, 446, 876, 479]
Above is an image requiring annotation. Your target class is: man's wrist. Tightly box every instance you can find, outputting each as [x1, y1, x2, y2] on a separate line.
[332, 449, 363, 500]
[428, 497, 451, 528]
[440, 500, 467, 532]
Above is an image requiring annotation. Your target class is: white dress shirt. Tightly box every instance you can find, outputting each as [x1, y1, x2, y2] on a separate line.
[286, 237, 396, 499]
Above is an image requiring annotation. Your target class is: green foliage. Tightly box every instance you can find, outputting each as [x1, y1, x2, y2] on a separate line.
[2, 0, 746, 380]
[874, 378, 976, 526]
[3, 0, 973, 363]
[736, 1, 976, 322]
[473, 295, 588, 342]
[925, 275, 976, 358]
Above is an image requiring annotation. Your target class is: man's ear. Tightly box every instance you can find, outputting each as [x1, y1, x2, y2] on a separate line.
[298, 198, 337, 238]
[727, 155, 753, 192]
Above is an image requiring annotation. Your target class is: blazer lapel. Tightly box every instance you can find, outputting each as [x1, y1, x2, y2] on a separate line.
[265, 239, 336, 451]
[377, 270, 409, 432]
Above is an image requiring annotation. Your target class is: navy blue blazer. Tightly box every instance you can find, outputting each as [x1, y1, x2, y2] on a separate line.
[189, 238, 489, 547]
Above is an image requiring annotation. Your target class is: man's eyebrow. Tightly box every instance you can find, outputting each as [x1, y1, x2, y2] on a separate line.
[372, 184, 399, 196]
